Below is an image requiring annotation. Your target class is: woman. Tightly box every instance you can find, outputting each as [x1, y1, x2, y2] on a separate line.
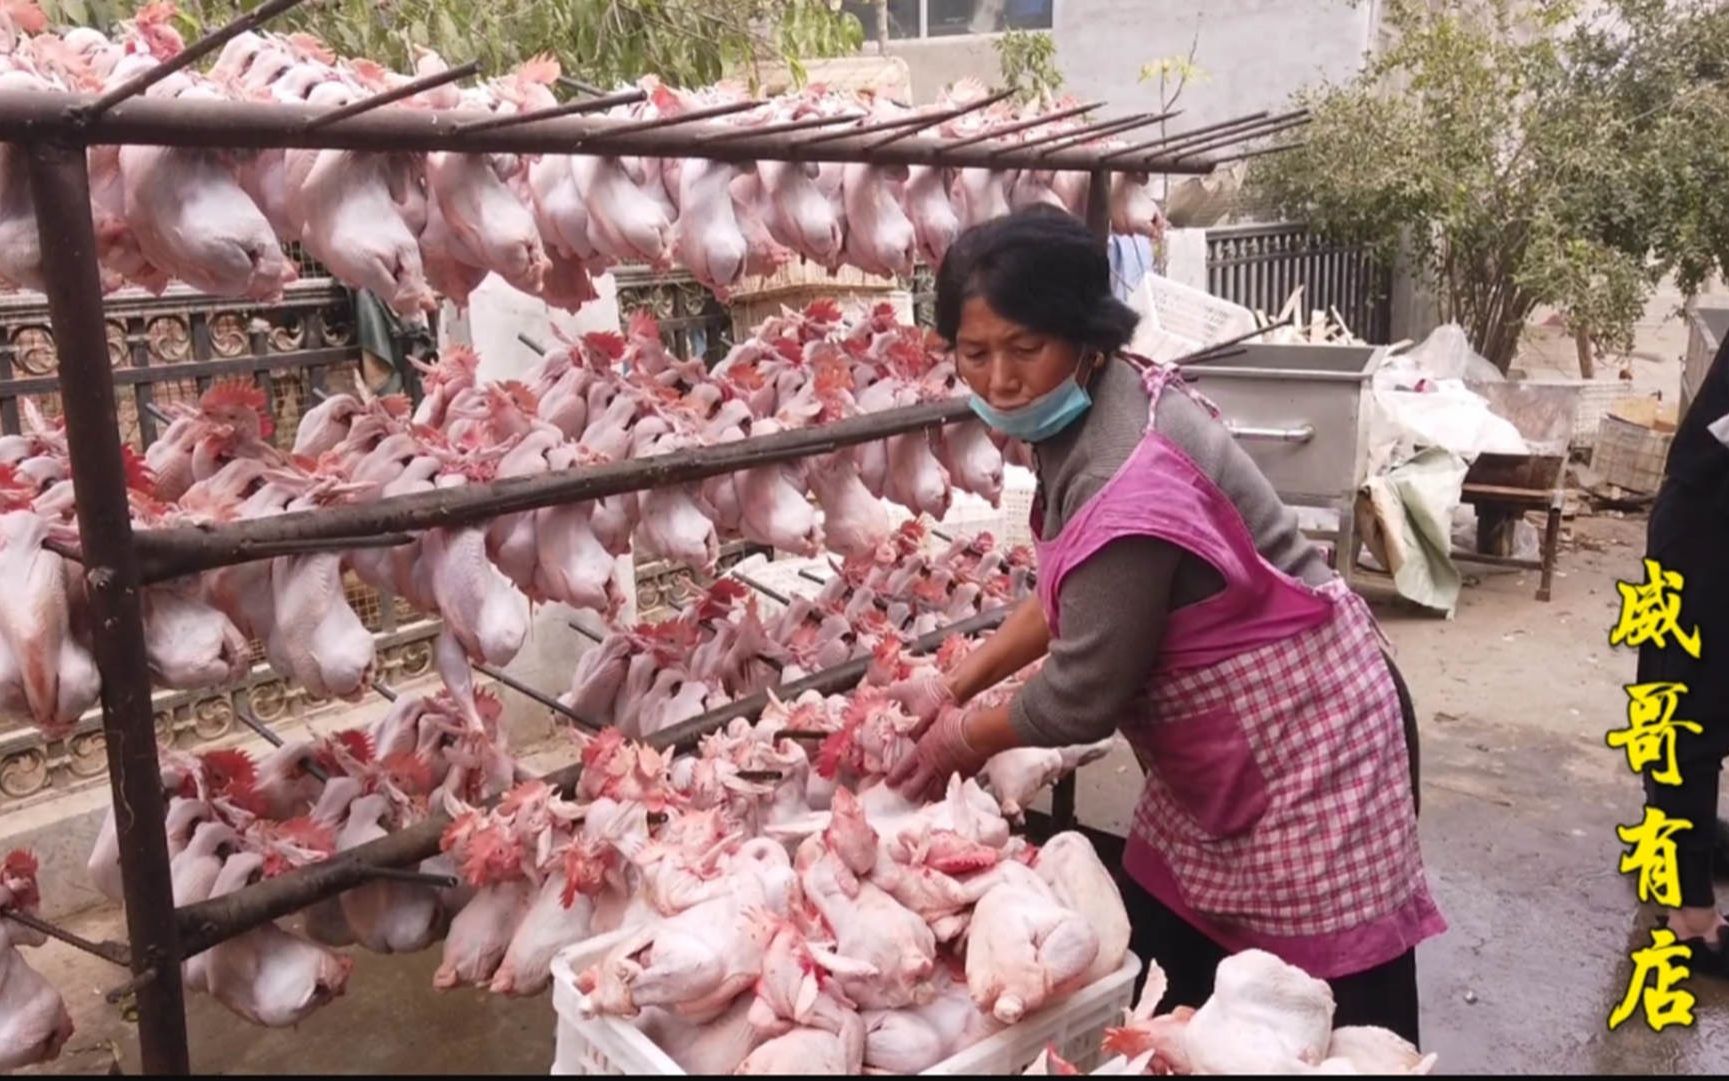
[883, 206, 1445, 1043]
[1639, 328, 1729, 970]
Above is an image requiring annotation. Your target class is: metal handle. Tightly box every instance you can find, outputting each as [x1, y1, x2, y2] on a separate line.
[1225, 422, 1316, 444]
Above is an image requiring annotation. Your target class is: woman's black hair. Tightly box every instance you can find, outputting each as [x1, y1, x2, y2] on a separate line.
[933, 204, 1141, 355]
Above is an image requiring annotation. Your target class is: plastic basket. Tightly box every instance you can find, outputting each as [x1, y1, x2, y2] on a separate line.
[550, 930, 1140, 1076]
[1591, 412, 1672, 494]
[1137, 273, 1258, 346]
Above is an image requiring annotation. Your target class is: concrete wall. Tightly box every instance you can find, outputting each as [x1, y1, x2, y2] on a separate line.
[884, 0, 1380, 121]
[1053, 0, 1380, 129]
[439, 276, 635, 747]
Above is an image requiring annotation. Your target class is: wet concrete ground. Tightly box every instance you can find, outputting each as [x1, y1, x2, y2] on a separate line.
[16, 513, 1719, 1075]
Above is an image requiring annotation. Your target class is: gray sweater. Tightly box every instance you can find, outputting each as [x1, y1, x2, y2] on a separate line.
[1007, 357, 1332, 746]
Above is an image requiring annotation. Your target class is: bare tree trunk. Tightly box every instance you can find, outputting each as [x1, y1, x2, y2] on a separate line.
[1574, 327, 1595, 379]
[876, 0, 890, 54]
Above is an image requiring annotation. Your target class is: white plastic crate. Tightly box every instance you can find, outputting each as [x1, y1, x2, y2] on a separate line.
[550, 930, 1141, 1076]
[1136, 273, 1259, 346]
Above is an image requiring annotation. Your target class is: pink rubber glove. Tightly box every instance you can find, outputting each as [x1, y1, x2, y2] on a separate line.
[885, 674, 956, 724]
[886, 705, 990, 803]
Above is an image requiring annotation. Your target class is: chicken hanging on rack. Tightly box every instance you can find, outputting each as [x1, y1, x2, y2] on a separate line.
[0, 8, 1184, 310]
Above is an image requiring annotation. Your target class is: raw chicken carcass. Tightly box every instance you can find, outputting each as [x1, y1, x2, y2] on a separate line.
[267, 550, 374, 700]
[964, 861, 1098, 1024]
[1034, 831, 1130, 987]
[1320, 1026, 1438, 1075]
[737, 1026, 862, 1075]
[337, 794, 441, 954]
[290, 147, 436, 315]
[0, 510, 101, 737]
[982, 737, 1117, 818]
[141, 578, 251, 691]
[434, 877, 534, 989]
[862, 967, 1000, 1073]
[1182, 949, 1336, 1074]
[903, 164, 961, 267]
[758, 159, 843, 266]
[0, 851, 73, 1073]
[424, 150, 550, 294]
[841, 162, 917, 278]
[673, 157, 749, 295]
[119, 113, 298, 300]
[200, 852, 354, 1027]
[573, 154, 674, 268]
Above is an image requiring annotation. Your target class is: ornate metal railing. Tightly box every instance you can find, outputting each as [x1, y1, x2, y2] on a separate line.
[1205, 223, 1393, 344]
[615, 266, 735, 368]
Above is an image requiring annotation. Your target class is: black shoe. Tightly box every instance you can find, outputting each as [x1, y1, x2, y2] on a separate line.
[1655, 913, 1729, 978]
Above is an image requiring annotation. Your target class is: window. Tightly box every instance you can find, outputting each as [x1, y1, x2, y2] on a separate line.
[841, 0, 1054, 40]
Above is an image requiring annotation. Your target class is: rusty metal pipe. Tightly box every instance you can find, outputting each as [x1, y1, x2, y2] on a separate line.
[473, 661, 602, 732]
[2, 909, 131, 966]
[132, 398, 976, 583]
[25, 140, 190, 1075]
[303, 60, 483, 131]
[865, 88, 1016, 150]
[76, 0, 313, 121]
[698, 111, 868, 144]
[453, 87, 648, 134]
[1167, 115, 1313, 162]
[1096, 109, 1280, 161]
[937, 100, 1103, 150]
[1012, 112, 1176, 157]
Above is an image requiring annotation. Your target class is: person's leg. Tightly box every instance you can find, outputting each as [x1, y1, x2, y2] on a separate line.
[1647, 716, 1729, 954]
[1120, 871, 1229, 1010]
[1329, 949, 1420, 1046]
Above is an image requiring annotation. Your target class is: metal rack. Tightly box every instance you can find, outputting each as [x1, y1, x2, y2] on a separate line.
[2, 3, 1303, 1070]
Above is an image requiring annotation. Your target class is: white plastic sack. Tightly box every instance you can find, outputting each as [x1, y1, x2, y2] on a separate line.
[1363, 323, 1529, 477]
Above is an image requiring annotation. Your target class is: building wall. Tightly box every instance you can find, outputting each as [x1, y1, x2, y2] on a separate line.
[882, 0, 1380, 122]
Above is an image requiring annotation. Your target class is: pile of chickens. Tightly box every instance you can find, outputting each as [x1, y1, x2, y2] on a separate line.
[68, 569, 1118, 1059]
[557, 710, 1131, 1073]
[0, 849, 74, 1073]
[0, 3, 1167, 309]
[560, 520, 1037, 741]
[1025, 950, 1437, 1076]
[0, 296, 1003, 740]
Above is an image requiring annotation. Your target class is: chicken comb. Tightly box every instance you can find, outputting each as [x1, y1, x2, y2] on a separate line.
[118, 444, 157, 496]
[582, 331, 627, 363]
[284, 32, 335, 64]
[380, 751, 438, 796]
[814, 727, 856, 780]
[439, 344, 481, 374]
[516, 53, 561, 85]
[497, 779, 550, 817]
[377, 393, 411, 418]
[3, 0, 47, 34]
[345, 56, 389, 89]
[323, 728, 374, 767]
[579, 726, 626, 770]
[803, 298, 844, 325]
[458, 824, 524, 887]
[2, 848, 39, 882]
[198, 747, 258, 798]
[626, 309, 661, 341]
[496, 379, 540, 415]
[772, 338, 805, 365]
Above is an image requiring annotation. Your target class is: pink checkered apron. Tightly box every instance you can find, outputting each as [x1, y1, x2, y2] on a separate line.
[1032, 357, 1445, 979]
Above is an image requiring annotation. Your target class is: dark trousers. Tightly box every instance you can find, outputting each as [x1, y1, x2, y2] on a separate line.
[1116, 648, 1425, 1045]
[1122, 873, 1422, 1046]
[1643, 719, 1729, 908]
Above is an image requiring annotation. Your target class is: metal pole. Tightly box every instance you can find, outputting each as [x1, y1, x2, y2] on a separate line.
[133, 398, 976, 582]
[76, 0, 314, 121]
[25, 139, 189, 1075]
[303, 60, 483, 131]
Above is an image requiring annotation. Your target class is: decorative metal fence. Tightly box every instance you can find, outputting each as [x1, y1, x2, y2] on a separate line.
[1206, 223, 1393, 343]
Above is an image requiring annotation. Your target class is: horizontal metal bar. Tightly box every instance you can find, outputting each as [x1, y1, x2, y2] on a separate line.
[132, 398, 975, 583]
[75, 0, 312, 121]
[233, 703, 330, 783]
[729, 570, 791, 606]
[473, 661, 602, 732]
[0, 91, 1222, 175]
[1225, 423, 1315, 444]
[175, 756, 585, 957]
[596, 98, 762, 139]
[2, 908, 131, 966]
[937, 100, 1103, 151]
[452, 87, 648, 135]
[697, 111, 868, 144]
[0, 346, 360, 400]
[359, 865, 458, 889]
[649, 605, 1010, 752]
[173, 604, 1006, 953]
[304, 60, 483, 131]
[866, 88, 1016, 150]
[1168, 115, 1312, 162]
[567, 620, 604, 643]
[105, 966, 158, 1004]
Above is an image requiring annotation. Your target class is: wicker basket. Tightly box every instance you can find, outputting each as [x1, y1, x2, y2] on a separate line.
[1591, 402, 1675, 494]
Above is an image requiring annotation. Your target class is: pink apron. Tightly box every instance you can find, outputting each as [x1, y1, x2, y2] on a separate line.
[1031, 357, 1445, 979]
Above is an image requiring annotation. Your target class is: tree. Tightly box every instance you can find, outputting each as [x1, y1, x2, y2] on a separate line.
[1251, 0, 1729, 373]
[994, 28, 1062, 105]
[42, 0, 864, 89]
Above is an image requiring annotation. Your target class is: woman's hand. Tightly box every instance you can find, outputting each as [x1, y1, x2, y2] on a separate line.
[884, 673, 956, 723]
[887, 700, 1024, 803]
